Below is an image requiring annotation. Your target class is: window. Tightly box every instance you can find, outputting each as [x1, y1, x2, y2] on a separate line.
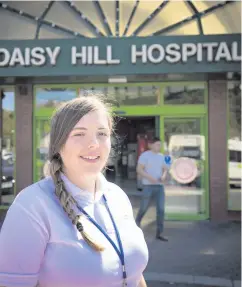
[227, 81, 241, 211]
[163, 118, 206, 215]
[35, 119, 51, 181]
[1, 88, 15, 207]
[78, 85, 160, 106]
[36, 88, 77, 108]
[164, 84, 205, 105]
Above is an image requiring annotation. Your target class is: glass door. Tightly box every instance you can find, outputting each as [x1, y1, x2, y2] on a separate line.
[34, 118, 51, 182]
[161, 117, 208, 219]
[34, 86, 77, 181]
[0, 88, 15, 207]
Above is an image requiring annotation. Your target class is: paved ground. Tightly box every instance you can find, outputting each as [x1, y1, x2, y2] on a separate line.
[127, 194, 241, 287]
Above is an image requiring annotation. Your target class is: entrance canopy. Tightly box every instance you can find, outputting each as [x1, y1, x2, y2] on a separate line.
[0, 1, 241, 40]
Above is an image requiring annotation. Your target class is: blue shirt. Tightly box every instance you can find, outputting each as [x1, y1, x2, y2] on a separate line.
[0, 173, 149, 287]
[138, 150, 166, 185]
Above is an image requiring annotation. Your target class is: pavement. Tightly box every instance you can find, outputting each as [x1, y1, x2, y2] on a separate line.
[127, 193, 241, 287]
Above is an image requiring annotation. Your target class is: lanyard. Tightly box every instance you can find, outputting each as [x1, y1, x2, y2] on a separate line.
[76, 194, 127, 287]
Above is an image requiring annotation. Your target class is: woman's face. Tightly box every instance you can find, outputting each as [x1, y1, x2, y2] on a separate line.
[60, 109, 111, 177]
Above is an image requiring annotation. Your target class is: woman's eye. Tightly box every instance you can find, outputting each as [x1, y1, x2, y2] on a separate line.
[98, 132, 108, 137]
[74, 133, 85, 137]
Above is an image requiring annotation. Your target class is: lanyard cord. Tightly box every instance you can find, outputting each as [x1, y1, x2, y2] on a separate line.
[103, 195, 127, 280]
[76, 194, 127, 284]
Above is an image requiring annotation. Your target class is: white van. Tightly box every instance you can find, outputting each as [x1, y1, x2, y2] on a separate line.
[228, 139, 241, 188]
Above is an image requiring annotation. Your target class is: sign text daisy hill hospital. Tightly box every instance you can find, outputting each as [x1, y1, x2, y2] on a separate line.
[0, 41, 241, 67]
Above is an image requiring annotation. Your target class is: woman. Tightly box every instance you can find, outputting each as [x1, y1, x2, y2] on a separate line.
[0, 96, 149, 287]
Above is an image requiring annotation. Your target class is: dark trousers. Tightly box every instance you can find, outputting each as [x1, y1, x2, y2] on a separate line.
[136, 185, 165, 236]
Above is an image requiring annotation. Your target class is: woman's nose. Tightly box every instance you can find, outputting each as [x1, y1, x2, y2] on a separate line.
[88, 137, 99, 149]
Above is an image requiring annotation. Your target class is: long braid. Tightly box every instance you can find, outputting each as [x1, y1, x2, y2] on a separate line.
[48, 156, 105, 252]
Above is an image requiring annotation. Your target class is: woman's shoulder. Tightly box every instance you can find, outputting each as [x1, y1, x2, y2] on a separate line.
[3, 177, 56, 237]
[14, 177, 55, 204]
[9, 177, 56, 220]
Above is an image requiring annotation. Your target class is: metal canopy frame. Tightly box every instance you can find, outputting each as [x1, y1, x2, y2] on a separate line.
[0, 1, 85, 38]
[0, 0, 237, 38]
[115, 0, 119, 37]
[123, 0, 139, 36]
[186, 0, 204, 35]
[131, 0, 169, 36]
[63, 1, 105, 37]
[93, 0, 112, 36]
[35, 1, 55, 39]
[153, 1, 235, 36]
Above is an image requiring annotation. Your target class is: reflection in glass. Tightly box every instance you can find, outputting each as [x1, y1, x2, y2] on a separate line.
[1, 89, 15, 207]
[35, 119, 51, 181]
[163, 118, 206, 215]
[79, 86, 159, 106]
[164, 84, 205, 105]
[36, 88, 77, 108]
[35, 88, 77, 179]
[228, 81, 241, 211]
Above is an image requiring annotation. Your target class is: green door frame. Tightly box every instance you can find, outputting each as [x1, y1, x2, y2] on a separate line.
[160, 116, 209, 221]
[33, 82, 209, 220]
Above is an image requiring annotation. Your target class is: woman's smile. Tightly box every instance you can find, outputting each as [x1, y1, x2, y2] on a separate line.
[80, 155, 101, 163]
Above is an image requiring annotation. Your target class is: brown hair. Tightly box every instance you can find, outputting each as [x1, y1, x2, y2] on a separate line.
[45, 96, 113, 252]
[149, 136, 161, 143]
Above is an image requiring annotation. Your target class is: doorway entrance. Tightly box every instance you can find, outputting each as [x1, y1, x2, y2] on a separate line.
[105, 116, 158, 187]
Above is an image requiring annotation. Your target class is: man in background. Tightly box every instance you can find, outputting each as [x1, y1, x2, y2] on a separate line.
[136, 137, 168, 241]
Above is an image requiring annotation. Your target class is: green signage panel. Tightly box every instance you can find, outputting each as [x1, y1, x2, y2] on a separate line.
[0, 34, 240, 77]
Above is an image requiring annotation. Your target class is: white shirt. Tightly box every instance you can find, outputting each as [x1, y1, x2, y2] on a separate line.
[0, 173, 149, 287]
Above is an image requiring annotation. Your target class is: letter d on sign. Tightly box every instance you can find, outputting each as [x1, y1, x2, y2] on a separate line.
[0, 48, 10, 66]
